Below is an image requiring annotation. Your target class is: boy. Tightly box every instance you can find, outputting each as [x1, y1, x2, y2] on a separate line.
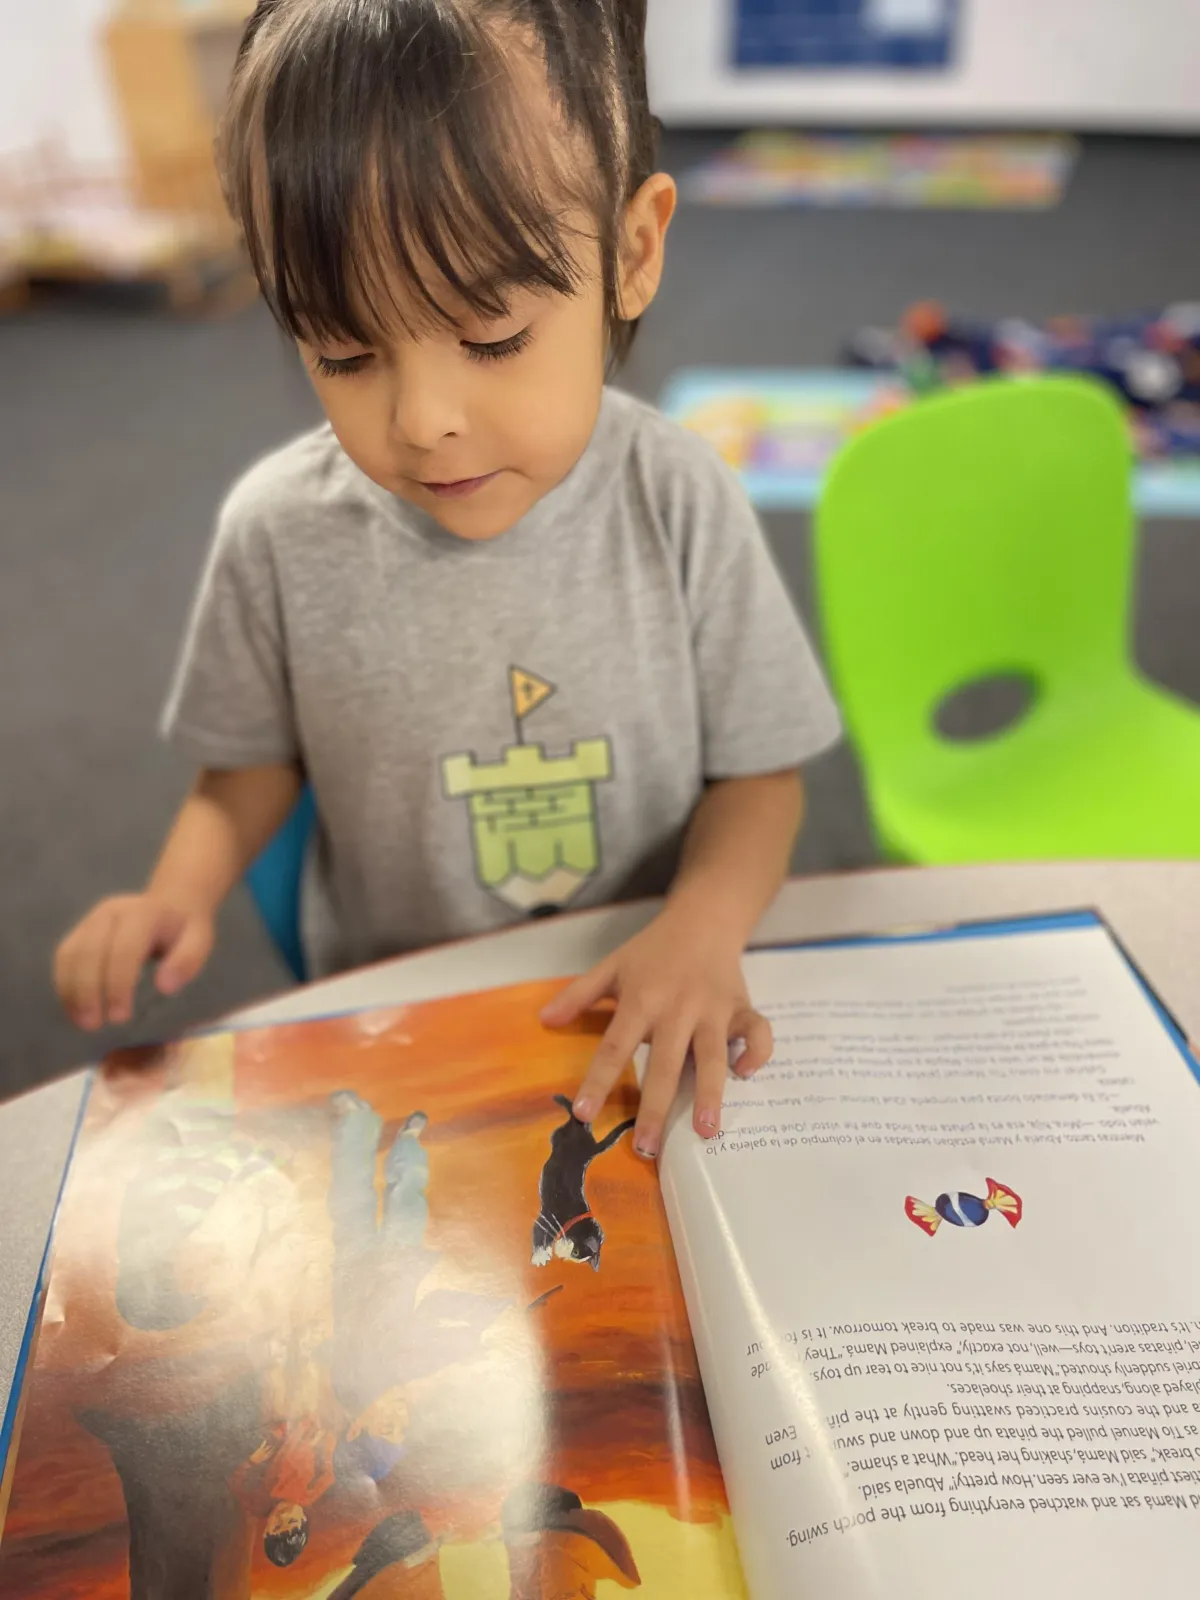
[54, 0, 841, 1157]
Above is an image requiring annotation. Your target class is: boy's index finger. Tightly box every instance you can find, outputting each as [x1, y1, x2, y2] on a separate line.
[540, 958, 616, 1027]
[572, 1004, 649, 1123]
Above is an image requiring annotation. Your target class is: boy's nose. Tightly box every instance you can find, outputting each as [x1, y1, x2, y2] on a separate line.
[388, 364, 467, 453]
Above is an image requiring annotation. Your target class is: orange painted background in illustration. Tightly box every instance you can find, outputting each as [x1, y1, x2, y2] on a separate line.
[0, 982, 745, 1598]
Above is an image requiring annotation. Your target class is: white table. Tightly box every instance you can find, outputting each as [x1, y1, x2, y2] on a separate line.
[4, 861, 1197, 1426]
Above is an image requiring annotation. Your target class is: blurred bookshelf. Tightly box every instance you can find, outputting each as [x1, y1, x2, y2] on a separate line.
[104, 0, 250, 220]
[0, 0, 254, 316]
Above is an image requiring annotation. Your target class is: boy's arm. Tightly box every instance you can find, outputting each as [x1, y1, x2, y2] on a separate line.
[56, 763, 301, 1030]
[541, 768, 803, 1158]
[665, 767, 803, 943]
[148, 764, 302, 925]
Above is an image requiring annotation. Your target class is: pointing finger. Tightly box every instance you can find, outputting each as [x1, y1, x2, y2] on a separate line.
[572, 1003, 649, 1124]
[540, 959, 618, 1027]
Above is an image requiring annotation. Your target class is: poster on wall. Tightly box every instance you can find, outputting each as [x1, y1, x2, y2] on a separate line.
[735, 0, 960, 70]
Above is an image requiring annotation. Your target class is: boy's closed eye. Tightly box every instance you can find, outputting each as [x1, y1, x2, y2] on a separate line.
[462, 325, 534, 364]
[311, 350, 375, 378]
[309, 326, 534, 379]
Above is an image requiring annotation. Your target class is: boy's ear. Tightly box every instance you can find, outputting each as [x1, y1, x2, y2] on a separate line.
[618, 172, 677, 323]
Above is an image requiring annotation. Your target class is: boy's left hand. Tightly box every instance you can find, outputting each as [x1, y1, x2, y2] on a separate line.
[540, 905, 773, 1159]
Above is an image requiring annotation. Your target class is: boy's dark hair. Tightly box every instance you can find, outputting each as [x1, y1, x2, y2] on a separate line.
[264, 1509, 309, 1567]
[220, 0, 660, 367]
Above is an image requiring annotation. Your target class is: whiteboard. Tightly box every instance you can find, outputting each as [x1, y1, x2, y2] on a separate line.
[648, 0, 1200, 131]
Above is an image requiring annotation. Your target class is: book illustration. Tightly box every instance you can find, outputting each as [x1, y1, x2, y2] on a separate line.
[228, 1385, 334, 1568]
[904, 1176, 1024, 1236]
[327, 1509, 440, 1597]
[0, 986, 741, 1598]
[502, 1483, 641, 1596]
[325, 1091, 512, 1493]
[442, 667, 613, 915]
[113, 1098, 291, 1333]
[531, 1095, 636, 1270]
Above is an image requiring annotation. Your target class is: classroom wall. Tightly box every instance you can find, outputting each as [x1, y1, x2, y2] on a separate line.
[0, 0, 126, 168]
[3, 0, 1199, 172]
[647, 0, 1200, 131]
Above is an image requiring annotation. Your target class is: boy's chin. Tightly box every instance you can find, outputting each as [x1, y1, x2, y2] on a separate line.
[416, 473, 540, 543]
[430, 509, 513, 542]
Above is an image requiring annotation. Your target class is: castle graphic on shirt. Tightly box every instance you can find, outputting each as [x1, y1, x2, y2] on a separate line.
[441, 668, 613, 914]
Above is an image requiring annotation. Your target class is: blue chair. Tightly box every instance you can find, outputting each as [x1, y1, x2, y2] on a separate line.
[245, 787, 316, 982]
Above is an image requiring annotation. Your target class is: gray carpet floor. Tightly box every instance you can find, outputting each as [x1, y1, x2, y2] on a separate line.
[2, 133, 1199, 1096]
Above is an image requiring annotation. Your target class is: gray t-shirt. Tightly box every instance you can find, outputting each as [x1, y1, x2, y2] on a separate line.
[164, 387, 841, 975]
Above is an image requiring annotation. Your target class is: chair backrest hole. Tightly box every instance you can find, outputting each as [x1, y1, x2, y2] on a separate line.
[934, 673, 1038, 743]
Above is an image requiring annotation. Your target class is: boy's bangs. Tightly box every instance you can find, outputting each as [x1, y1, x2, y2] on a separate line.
[225, 4, 593, 347]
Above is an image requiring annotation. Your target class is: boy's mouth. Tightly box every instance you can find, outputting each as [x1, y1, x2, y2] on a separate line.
[420, 471, 500, 500]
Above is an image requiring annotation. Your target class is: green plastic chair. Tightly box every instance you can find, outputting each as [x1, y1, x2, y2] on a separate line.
[813, 375, 1200, 863]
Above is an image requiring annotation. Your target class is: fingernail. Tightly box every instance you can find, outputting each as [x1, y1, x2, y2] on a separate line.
[79, 1011, 98, 1032]
[572, 1096, 596, 1122]
[157, 970, 180, 995]
[634, 1138, 659, 1160]
[109, 1005, 131, 1026]
[697, 1111, 719, 1135]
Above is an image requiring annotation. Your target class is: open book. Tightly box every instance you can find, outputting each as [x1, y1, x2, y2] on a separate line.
[1, 910, 1197, 1597]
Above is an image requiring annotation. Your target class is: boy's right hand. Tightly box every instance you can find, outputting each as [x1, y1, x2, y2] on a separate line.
[54, 895, 215, 1032]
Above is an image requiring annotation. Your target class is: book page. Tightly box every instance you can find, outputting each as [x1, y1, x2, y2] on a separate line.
[660, 918, 1200, 1600]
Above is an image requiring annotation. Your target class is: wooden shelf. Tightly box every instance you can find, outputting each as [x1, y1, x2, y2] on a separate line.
[103, 2, 252, 218]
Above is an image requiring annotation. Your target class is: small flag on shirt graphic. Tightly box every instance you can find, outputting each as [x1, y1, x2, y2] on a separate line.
[510, 666, 555, 723]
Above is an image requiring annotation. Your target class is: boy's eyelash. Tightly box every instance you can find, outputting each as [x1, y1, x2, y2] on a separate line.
[462, 327, 534, 364]
[312, 352, 373, 378]
[312, 326, 533, 377]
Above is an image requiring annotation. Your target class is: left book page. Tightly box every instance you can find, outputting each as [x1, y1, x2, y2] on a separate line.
[0, 982, 745, 1600]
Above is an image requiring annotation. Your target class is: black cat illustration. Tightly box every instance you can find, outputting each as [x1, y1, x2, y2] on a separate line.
[531, 1095, 636, 1272]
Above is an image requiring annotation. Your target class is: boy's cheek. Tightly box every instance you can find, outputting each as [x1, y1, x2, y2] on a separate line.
[498, 369, 604, 485]
[322, 405, 403, 493]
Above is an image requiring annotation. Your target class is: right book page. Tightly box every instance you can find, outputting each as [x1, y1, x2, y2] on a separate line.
[659, 913, 1200, 1600]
